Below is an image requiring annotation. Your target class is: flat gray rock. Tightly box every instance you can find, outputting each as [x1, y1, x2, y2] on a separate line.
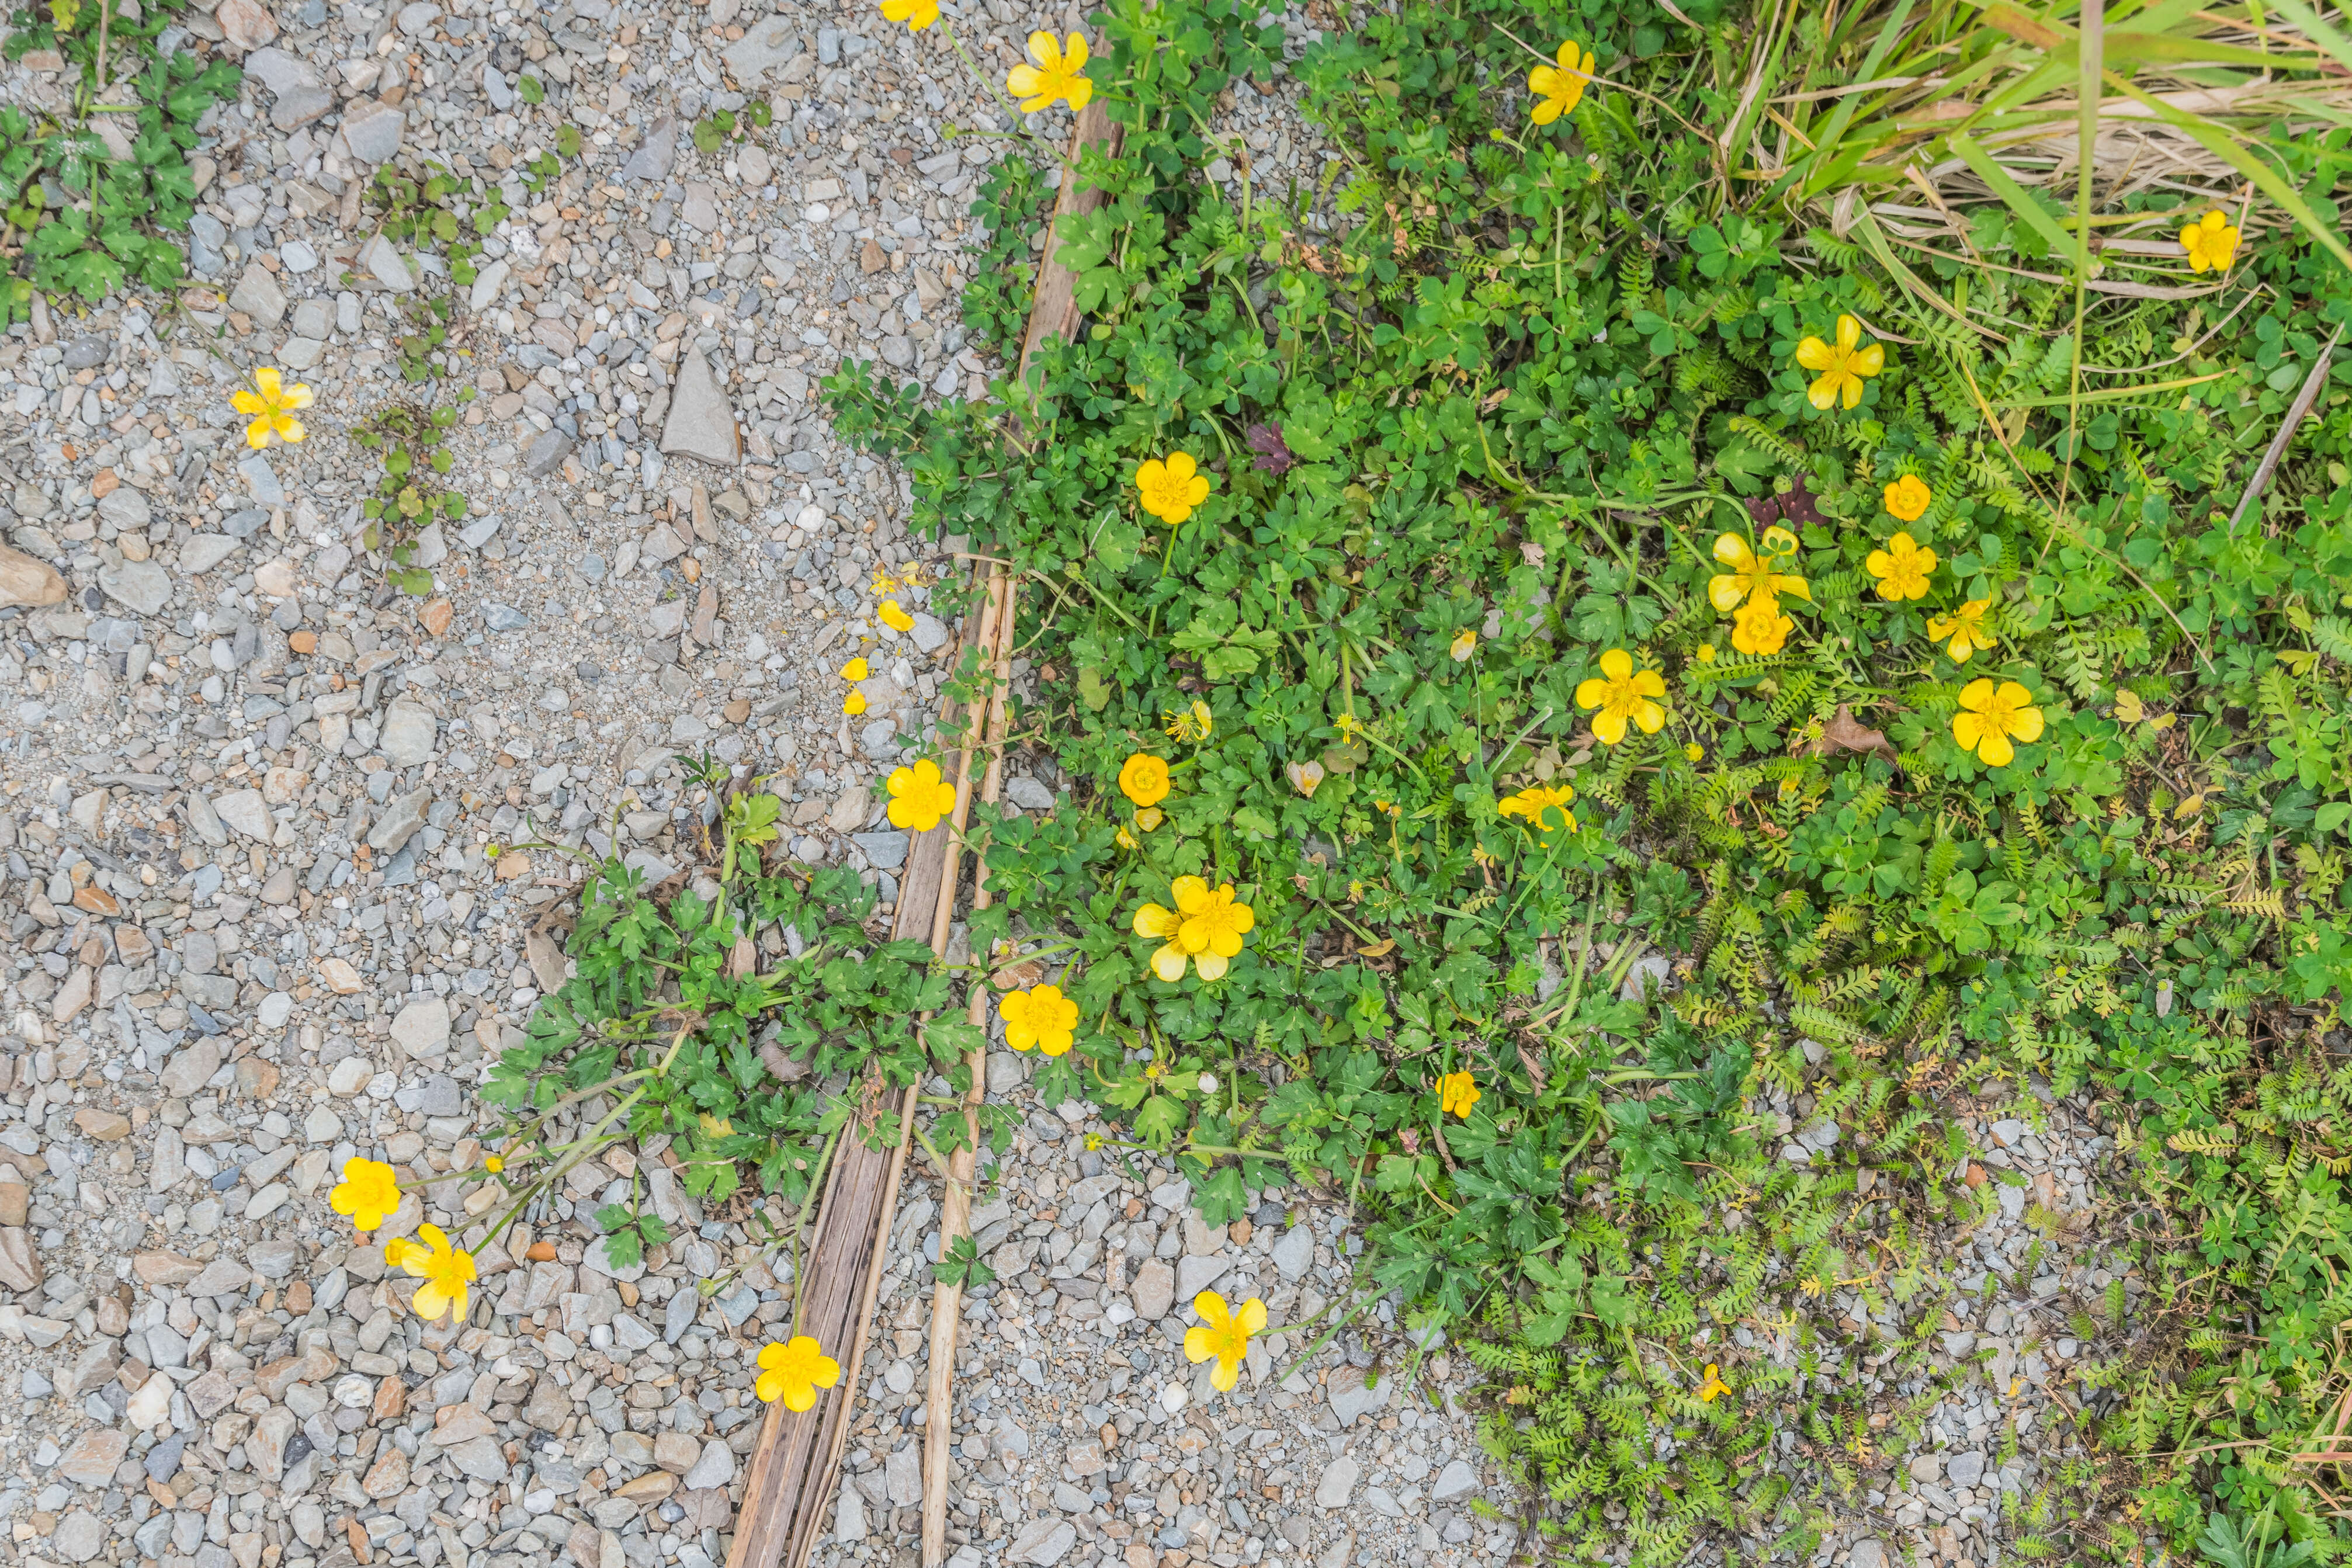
[53, 1513, 107, 1564]
[98, 485, 151, 529]
[1130, 1258, 1175, 1321]
[622, 117, 678, 183]
[160, 1038, 221, 1096]
[723, 15, 802, 80]
[525, 428, 574, 478]
[342, 98, 405, 164]
[851, 830, 908, 870]
[242, 44, 319, 92]
[885, 1443, 922, 1507]
[228, 262, 287, 326]
[447, 1435, 508, 1481]
[684, 1439, 734, 1491]
[240, 454, 286, 505]
[1004, 776, 1055, 811]
[1430, 1459, 1479, 1500]
[380, 698, 438, 766]
[99, 558, 170, 616]
[390, 995, 449, 1061]
[833, 1488, 866, 1543]
[1314, 1455, 1360, 1508]
[469, 256, 511, 313]
[180, 535, 242, 575]
[183, 792, 227, 847]
[358, 233, 417, 292]
[214, 788, 272, 841]
[188, 1257, 252, 1297]
[1174, 1253, 1230, 1302]
[1271, 1224, 1314, 1281]
[660, 345, 740, 466]
[1327, 1364, 1388, 1427]
[367, 786, 432, 853]
[1007, 1518, 1076, 1566]
[272, 83, 334, 128]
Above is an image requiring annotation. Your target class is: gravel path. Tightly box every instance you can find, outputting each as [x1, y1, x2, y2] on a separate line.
[0, 6, 1515, 1568]
[0, 1, 2161, 1566]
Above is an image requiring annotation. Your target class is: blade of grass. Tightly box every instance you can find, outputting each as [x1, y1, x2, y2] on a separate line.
[2001, 369, 2232, 405]
[1775, 0, 1916, 203]
[1851, 207, 2011, 342]
[1719, 0, 1795, 204]
[2267, 0, 2352, 74]
[2228, 323, 2344, 536]
[2060, 0, 2105, 521]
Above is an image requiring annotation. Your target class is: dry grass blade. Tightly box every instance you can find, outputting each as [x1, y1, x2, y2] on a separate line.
[1750, 0, 2352, 279]
[2227, 322, 2346, 535]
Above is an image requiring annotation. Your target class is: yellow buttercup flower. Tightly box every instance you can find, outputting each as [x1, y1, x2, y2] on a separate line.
[1865, 532, 1937, 602]
[1182, 1291, 1266, 1393]
[1007, 31, 1092, 113]
[1135, 806, 1164, 832]
[329, 1158, 401, 1233]
[1794, 314, 1885, 411]
[1176, 879, 1253, 980]
[1497, 783, 1576, 836]
[1135, 450, 1211, 525]
[1952, 679, 2043, 768]
[841, 657, 870, 681]
[1133, 900, 1187, 981]
[388, 1223, 476, 1324]
[1164, 700, 1213, 744]
[844, 690, 868, 716]
[484, 1155, 504, 1173]
[1133, 876, 1254, 982]
[1883, 474, 1931, 522]
[2180, 209, 2239, 273]
[1731, 595, 1794, 657]
[1574, 648, 1667, 745]
[755, 1335, 841, 1411]
[879, 0, 936, 30]
[1450, 628, 1477, 662]
[1116, 825, 1138, 850]
[1697, 1364, 1732, 1403]
[886, 757, 959, 831]
[1926, 598, 1997, 664]
[231, 367, 314, 450]
[1528, 40, 1594, 125]
[1001, 983, 1079, 1056]
[879, 599, 915, 633]
[1708, 529, 1808, 613]
[1684, 743, 1704, 762]
[1119, 753, 1170, 807]
[1438, 1070, 1480, 1118]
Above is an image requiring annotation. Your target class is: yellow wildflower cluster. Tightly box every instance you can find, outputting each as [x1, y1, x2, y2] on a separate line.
[1709, 529, 1808, 657]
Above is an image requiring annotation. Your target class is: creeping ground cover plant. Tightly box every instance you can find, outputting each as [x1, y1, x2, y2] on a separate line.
[809, 0, 2352, 1560]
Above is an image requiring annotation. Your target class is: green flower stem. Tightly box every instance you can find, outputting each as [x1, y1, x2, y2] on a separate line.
[469, 1025, 695, 1257]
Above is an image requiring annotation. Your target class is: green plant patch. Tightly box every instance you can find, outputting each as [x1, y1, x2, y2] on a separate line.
[354, 397, 474, 595]
[802, 0, 2352, 1559]
[478, 785, 1001, 1290]
[0, 0, 240, 314]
